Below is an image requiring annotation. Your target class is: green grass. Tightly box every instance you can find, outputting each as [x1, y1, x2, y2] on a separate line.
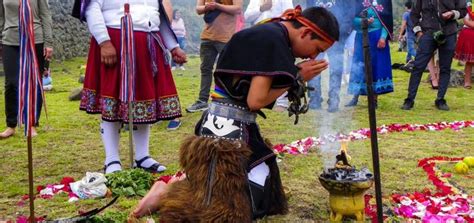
[0, 48, 473, 222]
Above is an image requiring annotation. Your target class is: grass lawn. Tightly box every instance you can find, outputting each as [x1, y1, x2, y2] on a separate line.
[0, 47, 473, 222]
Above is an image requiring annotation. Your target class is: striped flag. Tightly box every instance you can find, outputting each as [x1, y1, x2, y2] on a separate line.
[119, 3, 136, 111]
[18, 0, 44, 136]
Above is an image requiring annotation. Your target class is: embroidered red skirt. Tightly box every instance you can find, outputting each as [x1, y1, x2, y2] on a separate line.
[454, 27, 474, 63]
[80, 28, 182, 123]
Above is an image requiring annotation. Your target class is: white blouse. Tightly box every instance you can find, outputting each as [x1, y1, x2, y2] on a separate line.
[86, 0, 178, 50]
[244, 0, 294, 25]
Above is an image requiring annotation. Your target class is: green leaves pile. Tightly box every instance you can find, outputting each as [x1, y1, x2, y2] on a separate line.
[105, 168, 154, 197]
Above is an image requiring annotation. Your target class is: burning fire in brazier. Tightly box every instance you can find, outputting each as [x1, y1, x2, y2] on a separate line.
[319, 142, 374, 222]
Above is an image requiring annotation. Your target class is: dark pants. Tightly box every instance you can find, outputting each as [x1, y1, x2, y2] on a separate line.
[407, 33, 456, 101]
[3, 44, 45, 128]
[198, 40, 226, 103]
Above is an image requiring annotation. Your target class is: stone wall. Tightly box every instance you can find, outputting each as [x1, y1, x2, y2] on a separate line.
[49, 0, 90, 61]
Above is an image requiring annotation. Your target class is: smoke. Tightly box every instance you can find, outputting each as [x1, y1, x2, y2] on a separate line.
[307, 1, 366, 171]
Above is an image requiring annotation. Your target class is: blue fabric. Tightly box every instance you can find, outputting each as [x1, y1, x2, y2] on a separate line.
[403, 11, 415, 39]
[171, 37, 186, 67]
[348, 29, 393, 95]
[353, 7, 388, 40]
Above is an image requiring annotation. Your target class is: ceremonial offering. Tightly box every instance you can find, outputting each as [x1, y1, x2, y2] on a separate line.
[319, 144, 374, 222]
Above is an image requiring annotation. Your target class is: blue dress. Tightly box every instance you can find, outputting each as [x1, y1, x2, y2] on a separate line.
[348, 7, 393, 95]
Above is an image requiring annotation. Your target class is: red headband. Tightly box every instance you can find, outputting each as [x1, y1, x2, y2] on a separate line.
[274, 5, 336, 45]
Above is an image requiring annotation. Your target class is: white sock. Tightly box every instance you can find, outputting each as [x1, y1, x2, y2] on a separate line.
[248, 162, 270, 186]
[101, 121, 122, 173]
[133, 124, 166, 171]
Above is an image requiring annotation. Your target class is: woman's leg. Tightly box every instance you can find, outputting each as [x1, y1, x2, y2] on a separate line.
[2, 45, 19, 133]
[427, 57, 439, 88]
[101, 121, 122, 173]
[134, 124, 166, 172]
[464, 62, 472, 88]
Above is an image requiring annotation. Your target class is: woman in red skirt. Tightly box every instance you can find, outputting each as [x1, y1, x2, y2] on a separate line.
[79, 0, 186, 174]
[454, 2, 474, 89]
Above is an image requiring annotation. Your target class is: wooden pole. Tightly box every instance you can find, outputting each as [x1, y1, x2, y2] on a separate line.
[361, 10, 384, 223]
[27, 130, 34, 223]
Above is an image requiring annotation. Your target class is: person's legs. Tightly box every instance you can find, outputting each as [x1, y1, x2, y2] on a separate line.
[327, 40, 345, 112]
[177, 37, 186, 69]
[307, 75, 322, 109]
[131, 173, 186, 218]
[198, 41, 223, 103]
[34, 44, 45, 128]
[101, 121, 122, 173]
[427, 56, 439, 88]
[403, 33, 436, 109]
[134, 124, 166, 172]
[464, 62, 473, 88]
[436, 34, 456, 100]
[406, 36, 416, 63]
[1, 45, 19, 138]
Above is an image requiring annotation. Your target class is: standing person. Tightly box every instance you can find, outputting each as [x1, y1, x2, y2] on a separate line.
[398, 1, 416, 64]
[244, 0, 293, 25]
[346, 0, 394, 108]
[401, 0, 467, 111]
[244, 0, 294, 112]
[185, 0, 243, 113]
[454, 2, 474, 89]
[306, 0, 356, 112]
[171, 9, 186, 71]
[79, 0, 187, 174]
[131, 6, 340, 221]
[0, 0, 53, 139]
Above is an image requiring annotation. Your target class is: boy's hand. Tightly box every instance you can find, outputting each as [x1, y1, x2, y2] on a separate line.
[171, 47, 187, 64]
[297, 59, 329, 81]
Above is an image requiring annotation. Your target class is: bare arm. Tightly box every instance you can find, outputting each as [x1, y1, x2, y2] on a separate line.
[217, 0, 242, 15]
[464, 15, 474, 29]
[247, 76, 289, 111]
[398, 20, 407, 40]
[162, 0, 173, 21]
[196, 0, 207, 15]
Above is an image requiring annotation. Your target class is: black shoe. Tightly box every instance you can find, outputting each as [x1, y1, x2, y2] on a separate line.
[104, 161, 122, 174]
[135, 156, 167, 173]
[435, 99, 449, 111]
[401, 98, 414, 110]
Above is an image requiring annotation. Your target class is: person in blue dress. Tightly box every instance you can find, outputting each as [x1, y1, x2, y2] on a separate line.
[346, 0, 394, 107]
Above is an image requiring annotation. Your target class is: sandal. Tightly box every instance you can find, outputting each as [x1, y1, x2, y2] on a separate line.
[104, 161, 122, 174]
[464, 85, 472, 89]
[135, 156, 167, 173]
